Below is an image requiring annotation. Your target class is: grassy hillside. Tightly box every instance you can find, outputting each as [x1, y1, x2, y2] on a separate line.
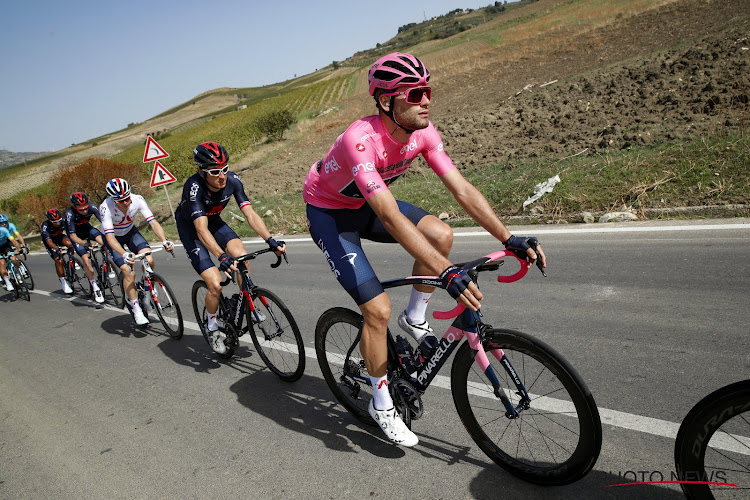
[3, 0, 749, 239]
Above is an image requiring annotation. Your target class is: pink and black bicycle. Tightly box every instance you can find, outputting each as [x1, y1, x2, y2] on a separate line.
[315, 246, 602, 485]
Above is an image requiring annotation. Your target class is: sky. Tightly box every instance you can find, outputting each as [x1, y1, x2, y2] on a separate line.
[0, 0, 501, 153]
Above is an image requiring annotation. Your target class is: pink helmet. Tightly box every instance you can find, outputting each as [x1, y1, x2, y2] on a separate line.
[368, 52, 430, 96]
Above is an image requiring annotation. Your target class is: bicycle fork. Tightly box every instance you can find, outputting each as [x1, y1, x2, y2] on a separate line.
[464, 312, 531, 419]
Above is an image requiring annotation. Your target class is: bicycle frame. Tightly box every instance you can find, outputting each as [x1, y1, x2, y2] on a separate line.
[219, 248, 286, 337]
[343, 249, 536, 419]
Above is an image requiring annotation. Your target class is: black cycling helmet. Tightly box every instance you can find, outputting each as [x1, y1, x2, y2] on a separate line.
[193, 142, 229, 170]
[70, 192, 89, 207]
[46, 208, 63, 222]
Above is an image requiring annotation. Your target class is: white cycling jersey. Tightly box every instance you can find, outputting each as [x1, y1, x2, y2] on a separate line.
[99, 194, 155, 237]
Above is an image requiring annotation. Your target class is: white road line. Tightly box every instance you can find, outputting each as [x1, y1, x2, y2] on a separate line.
[31, 287, 750, 455]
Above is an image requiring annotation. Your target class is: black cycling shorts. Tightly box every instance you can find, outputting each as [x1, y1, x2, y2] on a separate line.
[306, 201, 429, 305]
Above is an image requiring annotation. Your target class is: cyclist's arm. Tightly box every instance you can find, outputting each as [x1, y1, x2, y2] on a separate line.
[238, 204, 285, 251]
[366, 188, 481, 309]
[105, 233, 128, 259]
[192, 216, 225, 260]
[439, 169, 545, 267]
[10, 236, 22, 253]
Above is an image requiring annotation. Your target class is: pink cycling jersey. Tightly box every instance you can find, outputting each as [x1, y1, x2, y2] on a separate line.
[303, 115, 455, 209]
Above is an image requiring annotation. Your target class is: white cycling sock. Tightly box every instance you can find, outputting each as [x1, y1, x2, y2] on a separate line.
[90, 279, 100, 291]
[4, 276, 11, 285]
[207, 312, 218, 331]
[405, 290, 432, 324]
[370, 375, 393, 411]
[129, 299, 142, 313]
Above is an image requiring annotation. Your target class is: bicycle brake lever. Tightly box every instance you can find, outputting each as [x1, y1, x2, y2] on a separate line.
[536, 257, 547, 277]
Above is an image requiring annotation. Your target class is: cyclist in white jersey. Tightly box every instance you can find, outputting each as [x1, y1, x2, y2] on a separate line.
[304, 53, 546, 447]
[99, 178, 173, 326]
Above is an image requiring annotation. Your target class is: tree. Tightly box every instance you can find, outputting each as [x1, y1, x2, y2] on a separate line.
[256, 109, 295, 141]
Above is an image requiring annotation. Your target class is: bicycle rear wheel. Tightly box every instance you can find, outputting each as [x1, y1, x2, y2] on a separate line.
[315, 307, 375, 425]
[452, 328, 602, 485]
[149, 273, 183, 339]
[191, 280, 234, 359]
[674, 379, 750, 499]
[18, 262, 34, 290]
[247, 287, 304, 382]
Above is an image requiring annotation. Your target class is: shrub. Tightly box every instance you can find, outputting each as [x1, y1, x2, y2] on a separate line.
[255, 109, 295, 141]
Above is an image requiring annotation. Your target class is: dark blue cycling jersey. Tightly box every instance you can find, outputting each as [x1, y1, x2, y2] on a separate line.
[41, 220, 65, 242]
[175, 171, 252, 274]
[64, 205, 103, 236]
[175, 171, 251, 227]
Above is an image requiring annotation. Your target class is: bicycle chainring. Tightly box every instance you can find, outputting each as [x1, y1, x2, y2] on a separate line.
[390, 377, 424, 422]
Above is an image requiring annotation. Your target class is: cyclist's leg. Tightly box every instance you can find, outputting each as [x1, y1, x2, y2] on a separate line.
[178, 221, 223, 329]
[1, 242, 15, 290]
[45, 236, 70, 292]
[368, 201, 447, 335]
[308, 204, 417, 445]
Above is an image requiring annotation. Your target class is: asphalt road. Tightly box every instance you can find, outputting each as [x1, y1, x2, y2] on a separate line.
[1, 219, 748, 499]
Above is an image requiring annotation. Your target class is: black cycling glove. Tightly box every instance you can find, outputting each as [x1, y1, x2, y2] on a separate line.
[218, 252, 236, 272]
[439, 265, 473, 300]
[266, 237, 285, 251]
[503, 235, 539, 260]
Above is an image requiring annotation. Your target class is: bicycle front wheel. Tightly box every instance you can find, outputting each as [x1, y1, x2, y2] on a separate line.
[191, 280, 234, 359]
[674, 379, 750, 499]
[452, 328, 602, 486]
[149, 273, 183, 339]
[315, 307, 374, 425]
[247, 287, 304, 382]
[19, 262, 34, 290]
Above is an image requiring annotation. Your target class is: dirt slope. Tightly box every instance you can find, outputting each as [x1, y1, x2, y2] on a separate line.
[245, 0, 749, 197]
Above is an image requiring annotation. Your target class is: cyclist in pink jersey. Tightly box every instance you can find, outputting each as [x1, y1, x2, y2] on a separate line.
[304, 52, 546, 447]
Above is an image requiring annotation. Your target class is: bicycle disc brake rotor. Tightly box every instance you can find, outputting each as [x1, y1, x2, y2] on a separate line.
[390, 378, 423, 420]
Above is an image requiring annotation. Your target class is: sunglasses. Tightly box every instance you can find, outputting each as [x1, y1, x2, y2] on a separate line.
[382, 86, 432, 104]
[205, 165, 229, 176]
[115, 196, 131, 204]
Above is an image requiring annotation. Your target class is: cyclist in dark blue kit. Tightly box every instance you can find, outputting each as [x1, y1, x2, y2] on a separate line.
[175, 142, 286, 354]
[65, 192, 106, 303]
[41, 208, 75, 294]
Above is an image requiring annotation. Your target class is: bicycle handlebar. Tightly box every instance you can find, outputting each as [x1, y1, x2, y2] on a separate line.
[432, 249, 543, 320]
[219, 247, 288, 286]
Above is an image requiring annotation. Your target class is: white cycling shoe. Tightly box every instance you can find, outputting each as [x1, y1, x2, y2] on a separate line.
[93, 289, 105, 304]
[397, 310, 434, 343]
[133, 309, 149, 326]
[210, 329, 228, 354]
[61, 280, 73, 294]
[5, 281, 13, 292]
[368, 400, 419, 447]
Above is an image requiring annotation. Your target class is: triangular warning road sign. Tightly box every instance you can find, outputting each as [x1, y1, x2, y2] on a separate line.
[150, 160, 177, 188]
[143, 136, 170, 163]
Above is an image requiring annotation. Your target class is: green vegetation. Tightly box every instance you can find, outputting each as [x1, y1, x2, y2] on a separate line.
[134, 132, 749, 241]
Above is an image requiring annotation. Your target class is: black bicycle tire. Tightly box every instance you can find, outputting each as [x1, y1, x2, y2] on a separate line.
[103, 259, 124, 308]
[191, 280, 234, 359]
[674, 379, 750, 499]
[8, 271, 19, 299]
[149, 273, 184, 339]
[315, 307, 376, 425]
[71, 256, 92, 297]
[247, 287, 304, 382]
[451, 328, 602, 486]
[19, 262, 34, 290]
